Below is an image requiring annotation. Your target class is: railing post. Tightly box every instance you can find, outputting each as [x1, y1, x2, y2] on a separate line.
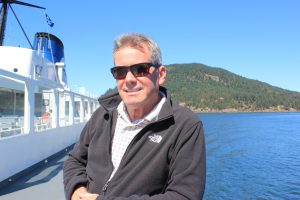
[24, 80, 34, 133]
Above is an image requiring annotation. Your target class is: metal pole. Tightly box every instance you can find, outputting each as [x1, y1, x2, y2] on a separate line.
[0, 3, 8, 46]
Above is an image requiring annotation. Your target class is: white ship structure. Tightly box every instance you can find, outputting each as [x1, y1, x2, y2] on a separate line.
[0, 0, 99, 185]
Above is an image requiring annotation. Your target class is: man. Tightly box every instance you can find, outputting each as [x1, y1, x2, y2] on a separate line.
[63, 33, 206, 200]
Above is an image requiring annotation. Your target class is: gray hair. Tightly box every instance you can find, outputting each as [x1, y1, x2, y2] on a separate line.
[113, 33, 162, 66]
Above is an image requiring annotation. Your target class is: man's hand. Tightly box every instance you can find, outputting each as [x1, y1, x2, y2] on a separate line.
[78, 192, 99, 200]
[71, 186, 99, 200]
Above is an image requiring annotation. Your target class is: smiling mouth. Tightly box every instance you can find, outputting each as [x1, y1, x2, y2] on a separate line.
[124, 88, 141, 93]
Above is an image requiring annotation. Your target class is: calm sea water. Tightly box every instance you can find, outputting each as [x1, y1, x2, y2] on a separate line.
[200, 112, 300, 200]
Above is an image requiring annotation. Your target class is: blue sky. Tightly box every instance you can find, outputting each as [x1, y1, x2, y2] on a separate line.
[3, 0, 300, 96]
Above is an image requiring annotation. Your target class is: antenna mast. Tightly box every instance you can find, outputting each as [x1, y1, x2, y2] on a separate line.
[0, 0, 45, 46]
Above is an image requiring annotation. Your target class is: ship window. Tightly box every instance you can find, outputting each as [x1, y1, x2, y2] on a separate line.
[34, 86, 55, 132]
[90, 100, 99, 114]
[59, 92, 71, 127]
[0, 75, 25, 139]
[74, 95, 83, 124]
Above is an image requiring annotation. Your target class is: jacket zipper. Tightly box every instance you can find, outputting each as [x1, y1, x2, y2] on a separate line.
[109, 123, 153, 174]
[101, 115, 170, 195]
[102, 111, 115, 196]
[102, 180, 110, 195]
[101, 127, 144, 195]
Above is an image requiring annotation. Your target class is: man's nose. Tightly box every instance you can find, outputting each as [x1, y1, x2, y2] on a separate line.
[124, 70, 137, 83]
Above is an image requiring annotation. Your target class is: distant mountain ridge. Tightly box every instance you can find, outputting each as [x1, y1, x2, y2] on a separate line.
[164, 63, 300, 112]
[103, 63, 300, 112]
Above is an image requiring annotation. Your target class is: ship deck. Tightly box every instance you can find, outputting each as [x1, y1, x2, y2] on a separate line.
[0, 150, 68, 200]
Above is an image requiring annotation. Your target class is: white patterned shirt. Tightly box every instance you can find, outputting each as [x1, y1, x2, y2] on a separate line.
[109, 94, 166, 180]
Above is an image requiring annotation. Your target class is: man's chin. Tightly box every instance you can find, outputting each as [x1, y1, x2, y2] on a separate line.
[124, 100, 140, 106]
[123, 98, 144, 108]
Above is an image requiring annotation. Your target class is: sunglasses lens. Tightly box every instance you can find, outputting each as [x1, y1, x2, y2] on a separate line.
[131, 64, 149, 77]
[112, 67, 128, 79]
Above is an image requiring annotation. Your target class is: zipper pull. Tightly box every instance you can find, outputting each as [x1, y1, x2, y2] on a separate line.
[102, 181, 110, 194]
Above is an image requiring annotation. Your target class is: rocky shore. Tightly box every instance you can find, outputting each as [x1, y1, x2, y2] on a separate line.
[189, 106, 299, 113]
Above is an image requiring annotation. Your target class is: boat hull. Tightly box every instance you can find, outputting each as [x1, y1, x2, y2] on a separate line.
[0, 123, 84, 182]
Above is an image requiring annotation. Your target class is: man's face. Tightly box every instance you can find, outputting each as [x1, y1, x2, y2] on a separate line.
[114, 45, 166, 112]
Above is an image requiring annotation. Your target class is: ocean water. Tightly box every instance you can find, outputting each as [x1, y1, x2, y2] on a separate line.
[200, 112, 300, 200]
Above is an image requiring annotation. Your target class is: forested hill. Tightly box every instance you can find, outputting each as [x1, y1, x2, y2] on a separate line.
[103, 63, 300, 112]
[163, 63, 300, 112]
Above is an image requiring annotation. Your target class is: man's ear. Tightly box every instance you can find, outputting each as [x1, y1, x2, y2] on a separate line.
[158, 66, 166, 85]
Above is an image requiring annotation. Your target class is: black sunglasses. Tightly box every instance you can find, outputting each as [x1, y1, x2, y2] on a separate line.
[110, 62, 160, 80]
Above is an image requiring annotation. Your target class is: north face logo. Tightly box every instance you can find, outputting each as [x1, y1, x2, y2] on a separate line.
[148, 134, 162, 143]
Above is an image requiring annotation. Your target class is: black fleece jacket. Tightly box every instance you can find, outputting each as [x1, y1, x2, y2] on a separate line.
[63, 87, 206, 200]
